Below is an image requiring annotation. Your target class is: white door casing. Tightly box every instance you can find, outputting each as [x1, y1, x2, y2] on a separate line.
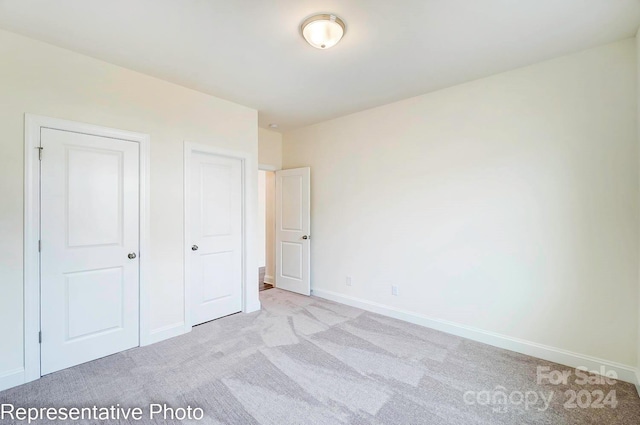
[189, 152, 243, 325]
[275, 167, 311, 295]
[24, 114, 150, 385]
[40, 128, 140, 375]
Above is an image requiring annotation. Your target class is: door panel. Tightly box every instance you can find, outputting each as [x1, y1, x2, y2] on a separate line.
[281, 242, 303, 279]
[281, 175, 303, 230]
[201, 163, 233, 236]
[190, 153, 242, 325]
[40, 128, 140, 375]
[66, 148, 123, 246]
[201, 251, 234, 302]
[275, 168, 310, 295]
[65, 267, 124, 340]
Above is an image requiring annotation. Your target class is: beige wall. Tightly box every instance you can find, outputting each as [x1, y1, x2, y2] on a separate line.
[258, 170, 267, 267]
[0, 29, 259, 383]
[283, 39, 638, 368]
[257, 169, 276, 281]
[264, 171, 276, 283]
[258, 128, 282, 169]
[637, 30, 640, 383]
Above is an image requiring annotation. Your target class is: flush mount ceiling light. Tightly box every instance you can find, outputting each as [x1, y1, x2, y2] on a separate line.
[301, 14, 346, 49]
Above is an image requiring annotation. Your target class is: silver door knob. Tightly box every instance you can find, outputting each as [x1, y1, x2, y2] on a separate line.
[302, 235, 310, 240]
[128, 252, 137, 259]
[192, 245, 199, 251]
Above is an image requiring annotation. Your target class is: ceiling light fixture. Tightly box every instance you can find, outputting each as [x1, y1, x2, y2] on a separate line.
[301, 14, 346, 49]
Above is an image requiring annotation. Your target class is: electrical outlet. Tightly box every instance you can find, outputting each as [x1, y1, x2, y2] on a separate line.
[346, 276, 352, 286]
[391, 285, 399, 296]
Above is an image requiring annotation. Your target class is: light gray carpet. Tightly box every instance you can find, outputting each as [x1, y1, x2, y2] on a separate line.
[1, 288, 639, 424]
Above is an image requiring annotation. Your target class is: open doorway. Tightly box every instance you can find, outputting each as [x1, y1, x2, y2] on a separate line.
[258, 169, 275, 291]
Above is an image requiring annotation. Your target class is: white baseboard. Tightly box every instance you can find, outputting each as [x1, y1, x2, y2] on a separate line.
[264, 275, 274, 284]
[312, 289, 640, 386]
[0, 323, 189, 392]
[145, 321, 187, 346]
[0, 368, 25, 392]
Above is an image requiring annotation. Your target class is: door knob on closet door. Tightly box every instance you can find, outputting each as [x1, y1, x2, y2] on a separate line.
[128, 252, 137, 259]
[192, 245, 199, 251]
[302, 235, 310, 240]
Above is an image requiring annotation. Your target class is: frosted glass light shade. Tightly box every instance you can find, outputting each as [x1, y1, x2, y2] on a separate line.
[301, 14, 345, 49]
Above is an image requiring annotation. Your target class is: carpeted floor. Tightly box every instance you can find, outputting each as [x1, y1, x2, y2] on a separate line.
[1, 288, 639, 424]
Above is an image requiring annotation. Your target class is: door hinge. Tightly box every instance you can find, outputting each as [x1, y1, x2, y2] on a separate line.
[36, 146, 43, 160]
[38, 331, 42, 344]
[38, 240, 41, 252]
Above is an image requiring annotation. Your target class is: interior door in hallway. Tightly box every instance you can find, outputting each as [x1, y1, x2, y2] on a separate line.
[275, 167, 311, 295]
[190, 152, 243, 325]
[40, 128, 140, 375]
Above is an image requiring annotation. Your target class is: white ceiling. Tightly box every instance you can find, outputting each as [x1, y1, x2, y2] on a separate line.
[1, 1, 639, 131]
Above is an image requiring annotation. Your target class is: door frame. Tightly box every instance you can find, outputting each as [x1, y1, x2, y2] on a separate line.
[23, 114, 151, 383]
[183, 142, 258, 332]
[258, 164, 279, 172]
[258, 164, 279, 285]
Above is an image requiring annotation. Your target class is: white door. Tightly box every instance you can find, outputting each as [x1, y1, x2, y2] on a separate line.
[190, 152, 243, 325]
[40, 128, 140, 375]
[275, 167, 311, 295]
